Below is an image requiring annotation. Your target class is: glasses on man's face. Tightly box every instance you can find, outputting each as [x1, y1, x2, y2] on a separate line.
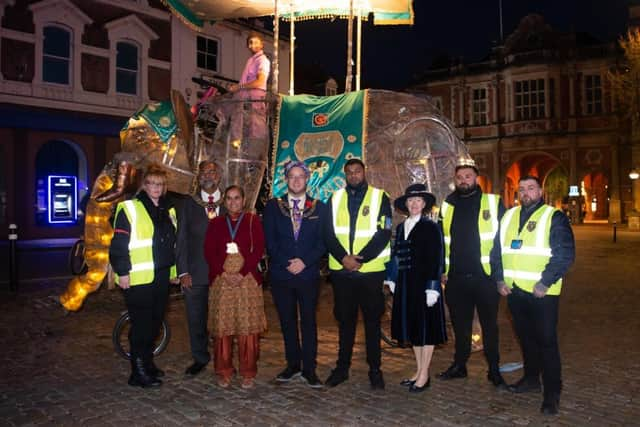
[145, 181, 165, 188]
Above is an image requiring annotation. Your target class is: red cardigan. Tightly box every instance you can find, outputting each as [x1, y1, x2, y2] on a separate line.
[204, 212, 265, 284]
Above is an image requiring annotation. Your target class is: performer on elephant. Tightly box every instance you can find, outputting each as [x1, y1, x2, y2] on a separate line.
[109, 163, 177, 388]
[225, 32, 271, 144]
[204, 185, 266, 389]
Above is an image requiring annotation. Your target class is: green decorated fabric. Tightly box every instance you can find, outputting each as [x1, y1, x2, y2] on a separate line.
[272, 90, 368, 202]
[121, 101, 177, 143]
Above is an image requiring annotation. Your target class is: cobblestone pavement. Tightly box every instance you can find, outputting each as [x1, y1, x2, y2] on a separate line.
[1, 225, 638, 426]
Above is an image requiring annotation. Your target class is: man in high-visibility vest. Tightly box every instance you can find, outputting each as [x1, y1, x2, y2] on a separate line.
[324, 158, 392, 390]
[493, 175, 575, 416]
[438, 158, 507, 388]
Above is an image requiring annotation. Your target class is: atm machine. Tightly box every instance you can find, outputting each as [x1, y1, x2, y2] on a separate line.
[47, 175, 78, 224]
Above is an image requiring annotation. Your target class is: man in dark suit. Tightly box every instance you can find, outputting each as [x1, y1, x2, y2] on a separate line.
[177, 160, 223, 376]
[263, 161, 327, 388]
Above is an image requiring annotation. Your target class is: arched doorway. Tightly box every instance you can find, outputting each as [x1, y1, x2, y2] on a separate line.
[503, 152, 568, 209]
[581, 171, 608, 220]
[34, 140, 88, 225]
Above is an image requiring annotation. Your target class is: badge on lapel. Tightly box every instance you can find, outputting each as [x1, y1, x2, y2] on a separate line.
[362, 206, 370, 216]
[482, 209, 491, 221]
[526, 221, 537, 232]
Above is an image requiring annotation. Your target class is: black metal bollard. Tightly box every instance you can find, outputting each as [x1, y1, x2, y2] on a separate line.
[613, 221, 617, 243]
[8, 224, 18, 292]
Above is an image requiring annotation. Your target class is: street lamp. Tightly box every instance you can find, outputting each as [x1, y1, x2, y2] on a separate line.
[629, 167, 640, 231]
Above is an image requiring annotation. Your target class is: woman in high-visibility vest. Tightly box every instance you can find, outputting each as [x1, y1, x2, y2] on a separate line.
[110, 164, 178, 388]
[204, 185, 266, 389]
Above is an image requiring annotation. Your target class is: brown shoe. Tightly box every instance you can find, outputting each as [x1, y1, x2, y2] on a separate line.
[217, 377, 231, 388]
[241, 377, 255, 389]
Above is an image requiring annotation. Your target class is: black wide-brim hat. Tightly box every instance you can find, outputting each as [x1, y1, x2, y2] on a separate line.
[394, 183, 436, 213]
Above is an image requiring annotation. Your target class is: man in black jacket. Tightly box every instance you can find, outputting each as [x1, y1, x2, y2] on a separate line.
[438, 159, 507, 388]
[323, 159, 392, 390]
[492, 175, 575, 415]
[176, 160, 223, 376]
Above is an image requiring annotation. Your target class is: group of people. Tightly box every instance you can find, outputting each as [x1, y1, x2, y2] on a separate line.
[109, 156, 574, 416]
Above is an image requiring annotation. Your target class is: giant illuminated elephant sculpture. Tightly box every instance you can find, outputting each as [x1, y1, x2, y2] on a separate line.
[60, 89, 469, 311]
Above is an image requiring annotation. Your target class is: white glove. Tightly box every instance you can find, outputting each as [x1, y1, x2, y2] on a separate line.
[383, 280, 396, 294]
[425, 290, 440, 307]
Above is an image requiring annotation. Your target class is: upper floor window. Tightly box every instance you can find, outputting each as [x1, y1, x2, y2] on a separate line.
[472, 88, 487, 125]
[515, 79, 545, 120]
[43, 26, 71, 85]
[116, 41, 139, 95]
[585, 74, 602, 115]
[197, 36, 218, 72]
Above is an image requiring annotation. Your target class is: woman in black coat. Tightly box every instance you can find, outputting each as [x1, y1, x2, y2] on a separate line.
[386, 184, 447, 392]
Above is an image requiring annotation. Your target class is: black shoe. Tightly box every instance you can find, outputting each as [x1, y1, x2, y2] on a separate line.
[325, 369, 349, 387]
[541, 393, 560, 415]
[507, 376, 542, 394]
[408, 377, 430, 393]
[400, 378, 416, 387]
[301, 371, 323, 388]
[369, 370, 385, 390]
[438, 363, 468, 380]
[147, 361, 165, 378]
[185, 361, 208, 376]
[487, 371, 507, 388]
[129, 358, 162, 388]
[275, 366, 302, 382]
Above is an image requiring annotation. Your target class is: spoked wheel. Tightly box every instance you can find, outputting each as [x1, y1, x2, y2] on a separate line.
[68, 239, 88, 275]
[380, 287, 399, 347]
[112, 311, 171, 360]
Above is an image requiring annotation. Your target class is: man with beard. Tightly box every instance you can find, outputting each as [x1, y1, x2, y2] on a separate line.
[177, 160, 224, 376]
[492, 176, 575, 415]
[324, 158, 392, 390]
[438, 158, 507, 388]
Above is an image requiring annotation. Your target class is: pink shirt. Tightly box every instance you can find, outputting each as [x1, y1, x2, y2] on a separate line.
[239, 51, 270, 95]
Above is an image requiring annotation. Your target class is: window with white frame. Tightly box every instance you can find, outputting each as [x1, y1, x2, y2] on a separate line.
[116, 41, 139, 95]
[585, 74, 602, 115]
[472, 88, 487, 125]
[43, 25, 71, 85]
[514, 78, 545, 120]
[197, 36, 219, 72]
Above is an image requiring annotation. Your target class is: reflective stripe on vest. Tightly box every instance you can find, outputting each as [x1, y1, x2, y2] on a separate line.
[441, 193, 500, 276]
[328, 187, 391, 272]
[500, 204, 562, 295]
[114, 200, 177, 286]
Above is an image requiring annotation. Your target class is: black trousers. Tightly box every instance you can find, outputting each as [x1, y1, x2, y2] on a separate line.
[445, 273, 500, 370]
[183, 282, 210, 364]
[330, 271, 385, 372]
[271, 278, 320, 373]
[123, 268, 170, 362]
[508, 285, 561, 395]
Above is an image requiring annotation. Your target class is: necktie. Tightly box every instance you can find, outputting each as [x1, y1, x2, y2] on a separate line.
[292, 199, 302, 240]
[206, 195, 216, 219]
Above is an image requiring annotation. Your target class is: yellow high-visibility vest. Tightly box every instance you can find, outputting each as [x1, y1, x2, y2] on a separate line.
[114, 199, 177, 286]
[328, 187, 390, 273]
[499, 204, 562, 295]
[441, 193, 500, 275]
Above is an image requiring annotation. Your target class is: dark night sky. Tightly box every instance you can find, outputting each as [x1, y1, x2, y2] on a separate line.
[292, 0, 632, 89]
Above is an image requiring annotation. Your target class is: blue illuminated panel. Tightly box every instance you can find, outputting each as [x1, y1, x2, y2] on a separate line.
[47, 175, 78, 224]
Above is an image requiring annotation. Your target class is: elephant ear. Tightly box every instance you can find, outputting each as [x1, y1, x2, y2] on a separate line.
[171, 89, 195, 168]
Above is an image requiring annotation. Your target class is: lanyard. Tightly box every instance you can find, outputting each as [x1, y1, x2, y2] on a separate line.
[226, 212, 245, 241]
